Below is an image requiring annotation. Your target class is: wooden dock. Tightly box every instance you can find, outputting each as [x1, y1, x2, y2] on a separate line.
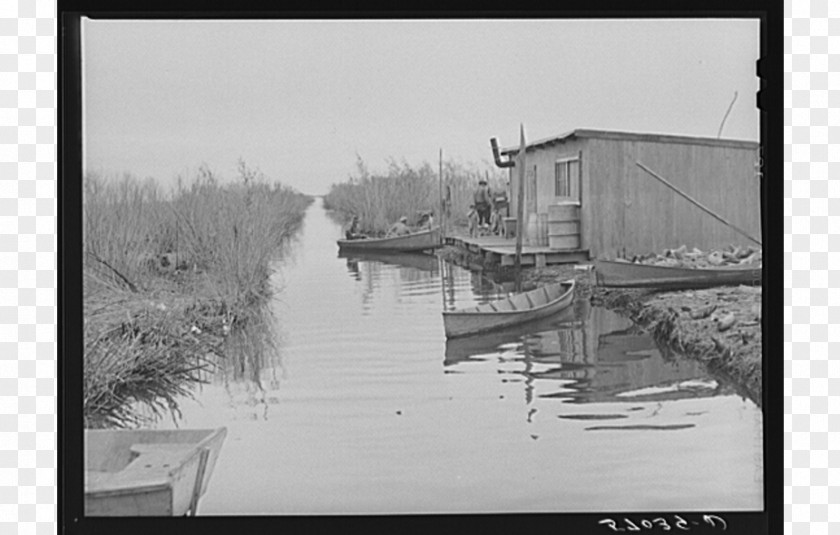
[444, 234, 589, 267]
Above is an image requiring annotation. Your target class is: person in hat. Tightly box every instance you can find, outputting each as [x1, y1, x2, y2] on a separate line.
[473, 179, 493, 229]
[344, 214, 365, 240]
[417, 210, 434, 230]
[386, 215, 411, 237]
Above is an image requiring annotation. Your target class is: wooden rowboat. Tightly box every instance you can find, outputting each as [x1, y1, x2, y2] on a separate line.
[85, 427, 227, 516]
[337, 226, 442, 252]
[442, 280, 576, 339]
[593, 259, 762, 290]
[595, 259, 763, 289]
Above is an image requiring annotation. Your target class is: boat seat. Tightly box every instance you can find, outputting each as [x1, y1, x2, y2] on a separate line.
[529, 291, 548, 307]
[493, 300, 515, 312]
[121, 444, 196, 476]
[510, 294, 531, 310]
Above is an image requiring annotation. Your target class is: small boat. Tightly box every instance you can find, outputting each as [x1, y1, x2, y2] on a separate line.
[85, 427, 227, 516]
[442, 280, 576, 339]
[337, 226, 442, 252]
[593, 259, 762, 290]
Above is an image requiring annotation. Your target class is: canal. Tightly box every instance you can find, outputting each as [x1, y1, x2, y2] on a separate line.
[153, 198, 763, 514]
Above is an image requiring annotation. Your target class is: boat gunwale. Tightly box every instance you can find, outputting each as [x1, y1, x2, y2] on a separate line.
[594, 259, 762, 276]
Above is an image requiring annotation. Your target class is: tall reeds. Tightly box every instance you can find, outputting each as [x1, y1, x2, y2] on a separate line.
[323, 156, 507, 233]
[83, 162, 311, 428]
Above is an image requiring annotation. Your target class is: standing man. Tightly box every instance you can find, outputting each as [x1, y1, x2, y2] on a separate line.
[473, 179, 492, 229]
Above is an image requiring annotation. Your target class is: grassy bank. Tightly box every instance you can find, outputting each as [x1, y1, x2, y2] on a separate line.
[83, 163, 312, 428]
[323, 157, 507, 234]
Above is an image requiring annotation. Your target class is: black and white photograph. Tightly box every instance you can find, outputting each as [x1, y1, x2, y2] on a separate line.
[65, 12, 774, 529]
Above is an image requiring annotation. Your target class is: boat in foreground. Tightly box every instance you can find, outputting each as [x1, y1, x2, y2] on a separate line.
[337, 226, 442, 252]
[85, 427, 227, 516]
[442, 280, 576, 339]
[593, 259, 761, 290]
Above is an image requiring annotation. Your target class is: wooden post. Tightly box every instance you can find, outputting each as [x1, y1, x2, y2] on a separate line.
[635, 161, 762, 246]
[515, 124, 527, 291]
[439, 148, 444, 241]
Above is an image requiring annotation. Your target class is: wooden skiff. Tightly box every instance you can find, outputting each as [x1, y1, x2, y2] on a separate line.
[593, 259, 761, 290]
[337, 226, 442, 252]
[442, 280, 576, 339]
[85, 427, 227, 516]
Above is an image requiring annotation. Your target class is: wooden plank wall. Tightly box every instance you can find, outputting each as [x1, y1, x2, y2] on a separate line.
[584, 138, 761, 259]
[508, 138, 587, 218]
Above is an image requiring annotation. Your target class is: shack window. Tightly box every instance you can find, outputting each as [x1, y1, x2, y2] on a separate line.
[554, 157, 579, 198]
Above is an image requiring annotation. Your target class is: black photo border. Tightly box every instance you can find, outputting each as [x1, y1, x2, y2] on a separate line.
[58, 2, 782, 534]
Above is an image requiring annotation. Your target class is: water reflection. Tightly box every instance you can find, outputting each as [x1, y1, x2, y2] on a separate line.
[212, 304, 284, 422]
[444, 299, 732, 410]
[338, 250, 440, 273]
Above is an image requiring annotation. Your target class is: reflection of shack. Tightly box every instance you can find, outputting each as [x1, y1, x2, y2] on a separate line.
[442, 303, 727, 405]
[519, 305, 726, 403]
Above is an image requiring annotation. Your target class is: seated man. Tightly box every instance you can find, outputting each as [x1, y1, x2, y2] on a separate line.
[344, 215, 366, 240]
[386, 216, 411, 237]
[417, 210, 435, 230]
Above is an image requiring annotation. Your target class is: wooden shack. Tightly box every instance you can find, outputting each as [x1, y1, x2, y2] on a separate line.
[500, 129, 761, 260]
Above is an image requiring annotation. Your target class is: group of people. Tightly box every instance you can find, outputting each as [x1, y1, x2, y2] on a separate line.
[343, 179, 507, 241]
[468, 179, 507, 237]
[344, 211, 434, 240]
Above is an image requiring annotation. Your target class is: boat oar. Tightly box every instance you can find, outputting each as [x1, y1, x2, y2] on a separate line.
[635, 161, 762, 247]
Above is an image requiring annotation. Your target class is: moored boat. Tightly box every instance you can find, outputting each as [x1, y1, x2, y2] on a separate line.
[593, 259, 761, 290]
[442, 280, 576, 339]
[85, 427, 227, 516]
[337, 226, 442, 252]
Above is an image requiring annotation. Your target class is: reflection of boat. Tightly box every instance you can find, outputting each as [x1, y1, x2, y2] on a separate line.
[442, 280, 576, 338]
[593, 259, 761, 289]
[85, 428, 227, 516]
[336, 226, 441, 252]
[444, 308, 581, 365]
[337, 249, 439, 272]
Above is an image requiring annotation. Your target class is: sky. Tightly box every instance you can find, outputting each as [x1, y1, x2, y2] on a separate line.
[82, 19, 760, 196]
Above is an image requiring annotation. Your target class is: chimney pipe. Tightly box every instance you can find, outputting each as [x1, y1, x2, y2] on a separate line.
[490, 138, 515, 168]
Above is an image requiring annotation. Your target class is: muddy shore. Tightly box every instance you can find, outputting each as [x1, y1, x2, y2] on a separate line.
[437, 245, 763, 407]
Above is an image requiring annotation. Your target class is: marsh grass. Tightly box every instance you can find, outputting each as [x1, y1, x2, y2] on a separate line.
[323, 157, 507, 234]
[83, 162, 311, 428]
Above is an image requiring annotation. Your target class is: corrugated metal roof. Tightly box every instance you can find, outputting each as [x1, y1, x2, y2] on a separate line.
[500, 128, 760, 154]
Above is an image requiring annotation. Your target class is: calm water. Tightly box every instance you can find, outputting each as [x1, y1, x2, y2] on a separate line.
[154, 198, 763, 514]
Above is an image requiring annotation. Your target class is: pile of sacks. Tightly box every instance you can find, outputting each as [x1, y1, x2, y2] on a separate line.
[630, 244, 762, 269]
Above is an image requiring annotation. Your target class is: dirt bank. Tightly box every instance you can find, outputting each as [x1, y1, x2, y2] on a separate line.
[592, 284, 762, 407]
[438, 245, 762, 407]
